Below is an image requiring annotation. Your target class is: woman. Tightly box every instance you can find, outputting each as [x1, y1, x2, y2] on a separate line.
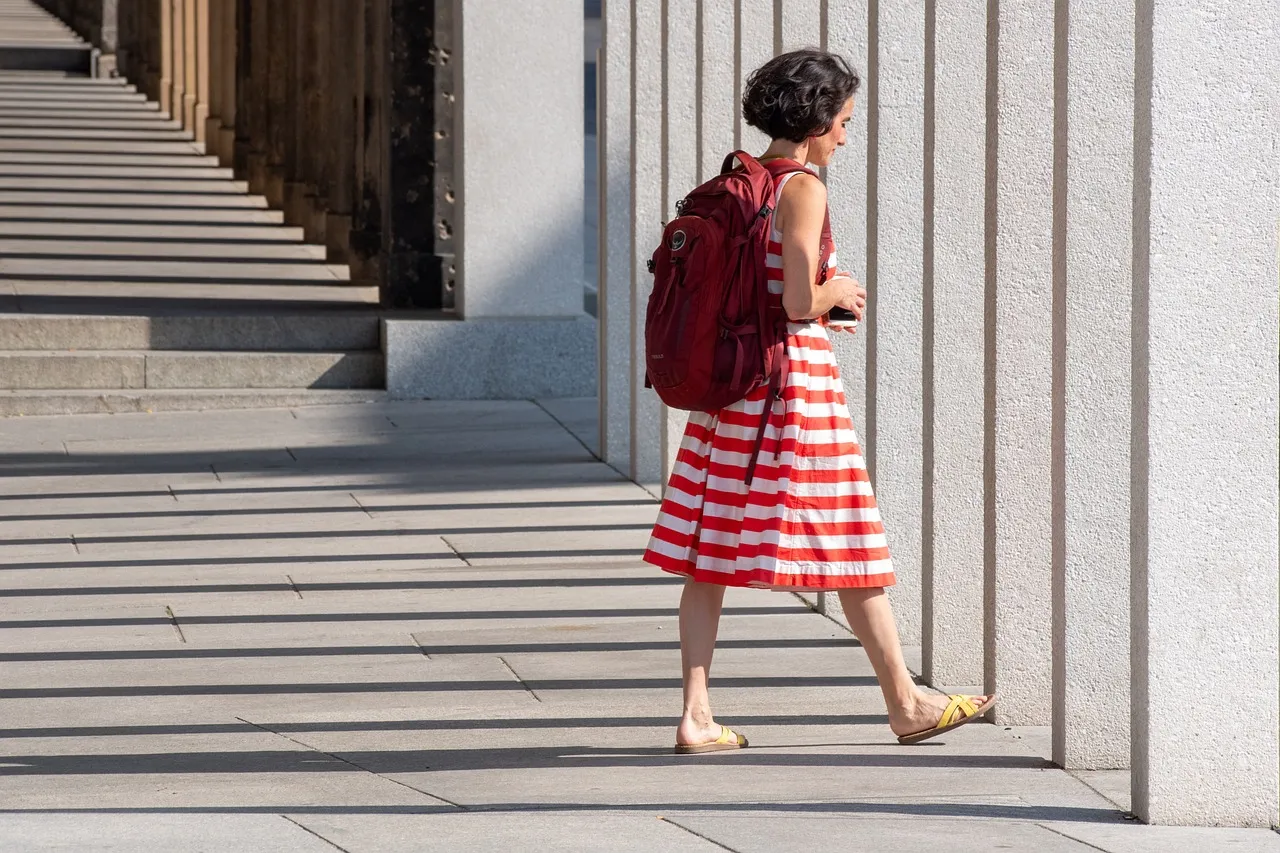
[643, 49, 996, 753]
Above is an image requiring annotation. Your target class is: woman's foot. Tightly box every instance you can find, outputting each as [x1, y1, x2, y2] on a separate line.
[675, 715, 727, 748]
[888, 690, 993, 739]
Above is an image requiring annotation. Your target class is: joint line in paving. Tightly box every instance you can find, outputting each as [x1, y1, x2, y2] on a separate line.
[237, 716, 468, 810]
[411, 634, 433, 660]
[209, 464, 222, 482]
[1036, 823, 1113, 852]
[658, 817, 743, 851]
[69, 534, 80, 554]
[531, 398, 601, 462]
[349, 492, 373, 518]
[285, 446, 298, 461]
[440, 535, 472, 566]
[279, 815, 351, 852]
[498, 656, 542, 703]
[164, 605, 187, 643]
[167, 484, 178, 502]
[286, 574, 304, 599]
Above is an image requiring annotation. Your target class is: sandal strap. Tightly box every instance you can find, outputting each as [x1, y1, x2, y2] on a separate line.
[939, 695, 979, 729]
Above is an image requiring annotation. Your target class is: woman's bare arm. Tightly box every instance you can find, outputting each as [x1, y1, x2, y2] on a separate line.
[776, 173, 860, 321]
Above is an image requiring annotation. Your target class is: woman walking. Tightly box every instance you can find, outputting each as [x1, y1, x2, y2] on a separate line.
[643, 49, 995, 753]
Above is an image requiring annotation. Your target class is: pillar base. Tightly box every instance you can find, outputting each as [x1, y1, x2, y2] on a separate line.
[325, 213, 353, 264]
[384, 315, 597, 400]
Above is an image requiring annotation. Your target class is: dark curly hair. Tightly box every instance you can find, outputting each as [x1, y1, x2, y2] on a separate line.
[742, 49, 860, 143]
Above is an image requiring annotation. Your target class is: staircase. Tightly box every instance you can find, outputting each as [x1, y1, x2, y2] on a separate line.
[0, 1, 385, 416]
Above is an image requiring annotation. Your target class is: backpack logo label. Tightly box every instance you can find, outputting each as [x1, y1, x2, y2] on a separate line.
[670, 230, 687, 251]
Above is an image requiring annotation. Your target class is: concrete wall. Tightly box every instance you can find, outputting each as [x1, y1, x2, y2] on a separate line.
[600, 0, 1280, 827]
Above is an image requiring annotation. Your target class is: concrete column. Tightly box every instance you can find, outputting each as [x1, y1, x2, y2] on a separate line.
[383, 0, 593, 398]
[284, 0, 313, 233]
[630, 0, 663, 488]
[217, 0, 236, 164]
[821, 0, 869, 619]
[699, 0, 735, 182]
[262, 0, 288, 207]
[1052, 0, 1131, 770]
[170, 0, 186, 121]
[868, 0, 925, 645]
[1130, 0, 1279, 826]
[985, 0, 1053, 725]
[598, 0, 632, 472]
[307, 0, 331, 244]
[776, 0, 821, 51]
[325, 0, 357, 263]
[192, 0, 209, 144]
[351, 0, 387, 288]
[452, 0, 583, 319]
[658, 0, 698, 484]
[920, 0, 984, 689]
[158, 0, 173, 116]
[734, 0, 772, 152]
[203, 0, 223, 149]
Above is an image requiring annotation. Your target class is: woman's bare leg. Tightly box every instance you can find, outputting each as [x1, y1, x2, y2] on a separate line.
[837, 588, 990, 736]
[676, 580, 728, 745]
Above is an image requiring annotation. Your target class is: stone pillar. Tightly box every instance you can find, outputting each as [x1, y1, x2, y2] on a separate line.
[598, 0, 632, 472]
[985, 0, 1054, 725]
[170, 0, 186, 120]
[868, 0, 925, 645]
[262, 0, 288, 207]
[159, 0, 173, 116]
[284, 0, 314, 234]
[735, 0, 772, 153]
[630, 0, 664, 488]
[204, 0, 224, 151]
[350, 0, 387, 288]
[821, 0, 869, 619]
[192, 0, 209, 144]
[777, 0, 820, 50]
[658, 0, 698, 484]
[1052, 0, 1131, 770]
[920, 0, 985, 689]
[383, 0, 593, 399]
[217, 0, 236, 164]
[306, 0, 331, 244]
[325, 0, 359, 265]
[699, 1, 735, 182]
[1130, 0, 1279, 826]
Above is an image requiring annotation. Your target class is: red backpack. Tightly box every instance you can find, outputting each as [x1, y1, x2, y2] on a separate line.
[644, 151, 830, 483]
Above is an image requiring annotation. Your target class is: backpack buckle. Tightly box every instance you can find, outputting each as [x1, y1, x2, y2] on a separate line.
[646, 258, 656, 274]
[675, 198, 689, 216]
[757, 203, 772, 220]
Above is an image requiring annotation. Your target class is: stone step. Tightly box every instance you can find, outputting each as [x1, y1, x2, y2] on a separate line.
[0, 126, 194, 140]
[0, 205, 285, 222]
[0, 220, 305, 240]
[0, 139, 200, 154]
[0, 313, 381, 351]
[0, 116, 184, 130]
[0, 238, 325, 260]
[0, 190, 263, 208]
[0, 45, 91, 75]
[6, 280, 380, 306]
[0, 90, 147, 103]
[0, 164, 236, 180]
[0, 177, 246, 191]
[0, 350, 385, 390]
[0, 151, 220, 167]
[0, 387, 389, 417]
[0, 258, 350, 282]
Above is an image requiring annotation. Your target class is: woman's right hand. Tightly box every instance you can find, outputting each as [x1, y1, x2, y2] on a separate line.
[828, 275, 867, 321]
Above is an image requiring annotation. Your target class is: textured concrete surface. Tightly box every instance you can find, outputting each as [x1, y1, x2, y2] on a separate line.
[988, 0, 1055, 726]
[924, 0, 987, 690]
[1130, 0, 1280, 826]
[1056, 0, 1133, 771]
[0, 399, 1275, 850]
[455, 0, 583, 319]
[382, 316, 596, 400]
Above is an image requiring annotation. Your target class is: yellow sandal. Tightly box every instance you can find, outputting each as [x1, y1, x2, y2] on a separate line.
[674, 725, 749, 754]
[897, 694, 997, 745]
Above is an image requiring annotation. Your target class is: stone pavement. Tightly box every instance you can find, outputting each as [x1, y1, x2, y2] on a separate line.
[0, 399, 1275, 852]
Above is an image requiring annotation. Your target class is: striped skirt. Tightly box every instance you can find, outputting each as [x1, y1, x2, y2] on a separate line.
[642, 321, 895, 590]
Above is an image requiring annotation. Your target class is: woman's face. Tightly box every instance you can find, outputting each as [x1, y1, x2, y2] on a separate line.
[808, 97, 855, 168]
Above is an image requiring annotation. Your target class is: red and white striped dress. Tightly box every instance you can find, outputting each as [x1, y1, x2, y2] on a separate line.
[643, 172, 895, 591]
